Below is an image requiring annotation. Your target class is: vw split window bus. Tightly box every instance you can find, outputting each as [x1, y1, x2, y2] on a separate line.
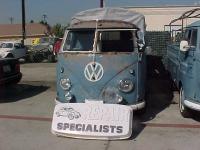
[52, 8, 146, 140]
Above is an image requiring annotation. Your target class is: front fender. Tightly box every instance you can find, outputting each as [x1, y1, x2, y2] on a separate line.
[0, 52, 11, 58]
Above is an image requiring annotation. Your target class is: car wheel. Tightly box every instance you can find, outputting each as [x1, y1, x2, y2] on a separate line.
[136, 104, 146, 115]
[6, 53, 14, 58]
[179, 87, 191, 118]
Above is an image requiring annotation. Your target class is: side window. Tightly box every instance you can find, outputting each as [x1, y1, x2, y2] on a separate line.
[14, 43, 20, 49]
[64, 32, 72, 50]
[184, 29, 197, 47]
[190, 29, 197, 46]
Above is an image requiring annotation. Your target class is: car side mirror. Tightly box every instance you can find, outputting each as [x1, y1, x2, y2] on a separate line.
[180, 40, 189, 52]
[137, 39, 145, 52]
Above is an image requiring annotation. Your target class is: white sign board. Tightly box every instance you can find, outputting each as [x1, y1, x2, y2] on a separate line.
[51, 102, 133, 140]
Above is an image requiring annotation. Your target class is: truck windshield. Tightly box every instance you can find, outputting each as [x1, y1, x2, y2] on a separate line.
[63, 30, 95, 51]
[97, 30, 134, 52]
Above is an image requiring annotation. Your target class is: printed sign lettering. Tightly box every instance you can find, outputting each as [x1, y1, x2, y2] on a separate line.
[57, 123, 123, 134]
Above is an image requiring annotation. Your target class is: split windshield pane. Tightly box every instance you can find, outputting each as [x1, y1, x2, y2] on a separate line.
[98, 31, 134, 52]
[64, 30, 95, 51]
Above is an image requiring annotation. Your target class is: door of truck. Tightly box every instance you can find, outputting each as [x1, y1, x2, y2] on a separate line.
[179, 28, 198, 100]
[190, 27, 200, 102]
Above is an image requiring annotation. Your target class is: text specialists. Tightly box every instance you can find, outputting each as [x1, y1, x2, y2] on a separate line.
[57, 123, 123, 134]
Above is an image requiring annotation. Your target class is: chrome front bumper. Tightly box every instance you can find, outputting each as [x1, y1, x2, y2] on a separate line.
[55, 98, 146, 111]
[184, 100, 200, 111]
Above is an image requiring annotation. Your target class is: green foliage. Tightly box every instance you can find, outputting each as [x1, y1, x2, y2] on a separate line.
[39, 20, 48, 25]
[30, 20, 34, 23]
[52, 23, 68, 38]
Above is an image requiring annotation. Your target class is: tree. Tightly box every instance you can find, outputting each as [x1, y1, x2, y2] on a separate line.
[52, 23, 67, 38]
[39, 20, 48, 25]
[30, 20, 34, 23]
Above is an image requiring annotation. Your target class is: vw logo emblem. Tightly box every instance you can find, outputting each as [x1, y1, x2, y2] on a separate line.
[84, 62, 104, 82]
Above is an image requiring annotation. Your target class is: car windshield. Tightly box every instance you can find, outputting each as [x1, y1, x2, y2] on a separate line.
[0, 43, 13, 48]
[63, 30, 95, 51]
[97, 30, 135, 52]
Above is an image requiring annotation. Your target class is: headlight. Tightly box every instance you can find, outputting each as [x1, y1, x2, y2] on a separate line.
[102, 88, 123, 104]
[65, 92, 73, 102]
[60, 78, 71, 90]
[118, 79, 134, 93]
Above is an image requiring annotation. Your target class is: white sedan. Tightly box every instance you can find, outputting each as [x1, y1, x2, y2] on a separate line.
[0, 41, 27, 59]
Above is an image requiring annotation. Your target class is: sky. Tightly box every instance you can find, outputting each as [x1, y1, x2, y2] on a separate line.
[0, 0, 200, 25]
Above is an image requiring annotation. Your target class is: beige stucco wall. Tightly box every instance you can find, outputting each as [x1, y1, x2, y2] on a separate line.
[0, 35, 48, 45]
[126, 6, 200, 31]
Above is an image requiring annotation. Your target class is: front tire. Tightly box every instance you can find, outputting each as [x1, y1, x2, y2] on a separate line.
[179, 87, 191, 118]
[6, 53, 14, 58]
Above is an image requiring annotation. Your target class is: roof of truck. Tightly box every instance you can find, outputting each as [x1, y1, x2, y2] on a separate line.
[188, 20, 200, 27]
[70, 7, 145, 32]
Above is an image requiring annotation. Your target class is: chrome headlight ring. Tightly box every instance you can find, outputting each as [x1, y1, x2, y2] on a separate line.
[60, 78, 72, 90]
[118, 79, 134, 93]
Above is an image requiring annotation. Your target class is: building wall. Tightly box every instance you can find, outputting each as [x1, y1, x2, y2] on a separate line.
[126, 6, 200, 31]
[0, 35, 48, 45]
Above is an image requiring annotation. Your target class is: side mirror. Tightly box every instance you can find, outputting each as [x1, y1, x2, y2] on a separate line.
[137, 39, 145, 52]
[180, 40, 189, 52]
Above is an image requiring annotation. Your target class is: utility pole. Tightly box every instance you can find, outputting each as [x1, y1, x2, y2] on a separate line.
[21, 0, 26, 45]
[100, 0, 104, 8]
[9, 17, 14, 24]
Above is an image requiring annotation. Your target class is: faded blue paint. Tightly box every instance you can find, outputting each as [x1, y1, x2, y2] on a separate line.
[56, 52, 146, 105]
[55, 8, 146, 107]
[167, 21, 200, 109]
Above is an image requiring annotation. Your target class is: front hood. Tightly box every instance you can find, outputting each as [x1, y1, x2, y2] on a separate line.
[0, 48, 11, 52]
[57, 52, 139, 103]
[0, 48, 11, 58]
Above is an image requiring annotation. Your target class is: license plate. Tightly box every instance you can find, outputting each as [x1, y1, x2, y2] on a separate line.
[51, 102, 133, 140]
[3, 65, 11, 73]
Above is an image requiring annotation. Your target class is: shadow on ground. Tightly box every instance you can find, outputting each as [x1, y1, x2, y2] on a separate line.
[130, 55, 175, 139]
[191, 111, 200, 121]
[0, 83, 49, 103]
[130, 78, 175, 139]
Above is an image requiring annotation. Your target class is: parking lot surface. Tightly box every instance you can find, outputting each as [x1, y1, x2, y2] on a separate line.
[0, 63, 200, 150]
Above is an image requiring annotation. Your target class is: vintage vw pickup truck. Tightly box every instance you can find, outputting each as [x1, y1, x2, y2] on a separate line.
[167, 10, 200, 118]
[52, 8, 146, 140]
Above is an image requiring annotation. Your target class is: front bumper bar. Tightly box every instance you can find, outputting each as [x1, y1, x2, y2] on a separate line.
[55, 98, 146, 111]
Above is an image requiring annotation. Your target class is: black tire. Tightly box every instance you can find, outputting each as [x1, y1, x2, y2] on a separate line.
[12, 77, 22, 84]
[6, 53, 14, 58]
[136, 105, 146, 115]
[179, 87, 191, 118]
[134, 100, 147, 116]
